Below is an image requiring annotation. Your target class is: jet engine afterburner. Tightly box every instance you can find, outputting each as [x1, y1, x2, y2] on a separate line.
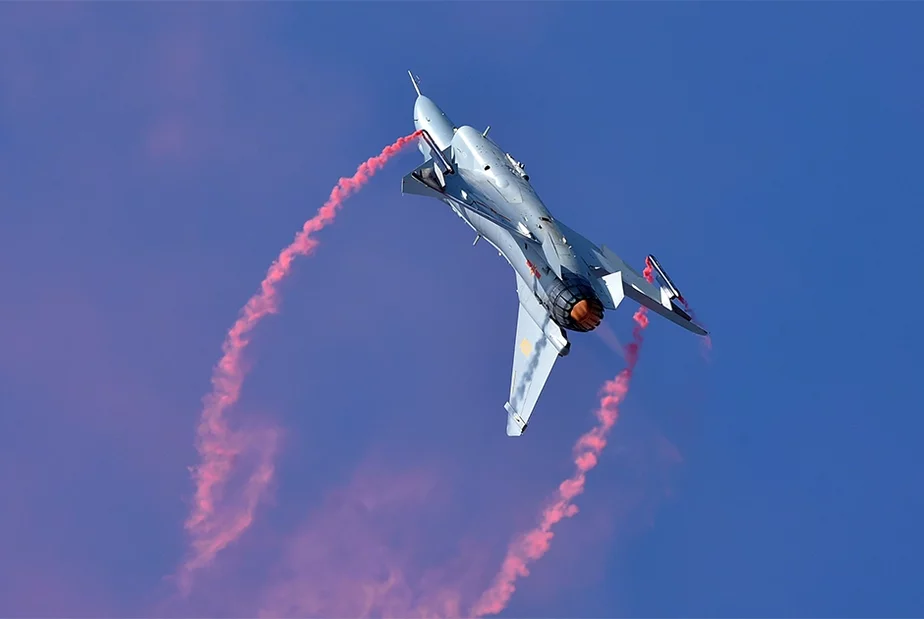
[546, 276, 605, 332]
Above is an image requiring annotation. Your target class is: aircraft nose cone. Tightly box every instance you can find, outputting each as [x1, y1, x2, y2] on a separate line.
[570, 299, 604, 331]
[413, 96, 455, 150]
[413, 96, 436, 122]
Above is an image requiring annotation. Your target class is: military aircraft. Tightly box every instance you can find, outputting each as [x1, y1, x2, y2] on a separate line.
[400, 71, 708, 436]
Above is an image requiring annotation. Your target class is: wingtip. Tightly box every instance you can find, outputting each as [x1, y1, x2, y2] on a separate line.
[504, 401, 527, 436]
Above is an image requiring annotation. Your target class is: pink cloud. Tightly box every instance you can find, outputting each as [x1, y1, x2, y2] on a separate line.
[257, 458, 490, 618]
[0, 281, 191, 477]
[146, 116, 189, 161]
[0, 554, 118, 617]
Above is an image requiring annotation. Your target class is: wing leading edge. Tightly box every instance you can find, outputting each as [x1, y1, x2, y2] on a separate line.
[505, 273, 569, 436]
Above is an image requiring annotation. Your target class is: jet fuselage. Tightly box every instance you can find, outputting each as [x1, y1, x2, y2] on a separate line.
[402, 76, 706, 435]
[413, 95, 605, 333]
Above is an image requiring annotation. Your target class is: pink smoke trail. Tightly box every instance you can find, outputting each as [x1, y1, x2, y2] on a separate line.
[470, 264, 656, 617]
[177, 131, 422, 592]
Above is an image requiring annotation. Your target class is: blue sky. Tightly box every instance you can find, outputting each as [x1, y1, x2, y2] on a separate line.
[2, 3, 922, 617]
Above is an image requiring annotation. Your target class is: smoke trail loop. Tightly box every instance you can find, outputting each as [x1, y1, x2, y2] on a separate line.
[177, 131, 421, 593]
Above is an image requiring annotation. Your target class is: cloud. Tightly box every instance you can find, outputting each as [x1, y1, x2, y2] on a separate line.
[0, 5, 371, 615]
[257, 457, 490, 618]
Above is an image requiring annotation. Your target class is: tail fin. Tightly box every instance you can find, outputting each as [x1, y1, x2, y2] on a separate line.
[554, 219, 708, 336]
[599, 248, 707, 336]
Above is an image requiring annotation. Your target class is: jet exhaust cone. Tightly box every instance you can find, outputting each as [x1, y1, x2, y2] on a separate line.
[570, 299, 604, 331]
[547, 276, 605, 332]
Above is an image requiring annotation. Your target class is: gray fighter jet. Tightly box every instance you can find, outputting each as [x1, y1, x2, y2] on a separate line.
[400, 72, 707, 436]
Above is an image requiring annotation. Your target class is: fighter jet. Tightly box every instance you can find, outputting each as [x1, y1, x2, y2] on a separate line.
[400, 71, 707, 436]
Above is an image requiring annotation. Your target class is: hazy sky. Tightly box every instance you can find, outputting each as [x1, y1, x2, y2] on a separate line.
[2, 3, 922, 617]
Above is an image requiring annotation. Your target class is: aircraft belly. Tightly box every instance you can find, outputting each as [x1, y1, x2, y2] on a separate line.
[487, 174, 523, 204]
[465, 210, 516, 261]
[469, 175, 522, 214]
[444, 197, 476, 230]
[464, 209, 554, 307]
